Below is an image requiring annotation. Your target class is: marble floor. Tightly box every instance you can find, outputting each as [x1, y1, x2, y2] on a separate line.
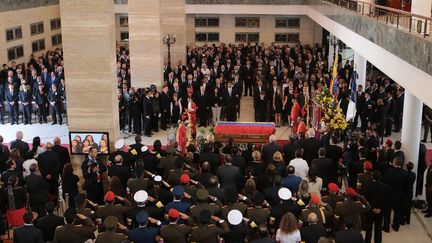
[0, 96, 432, 241]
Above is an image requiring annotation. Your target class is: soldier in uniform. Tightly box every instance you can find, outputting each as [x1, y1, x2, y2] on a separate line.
[74, 194, 96, 221]
[95, 216, 125, 243]
[52, 208, 96, 242]
[126, 190, 164, 228]
[18, 79, 32, 124]
[221, 188, 248, 220]
[299, 194, 333, 228]
[48, 84, 63, 125]
[95, 191, 132, 225]
[160, 208, 194, 243]
[191, 210, 230, 243]
[165, 185, 191, 215]
[335, 187, 371, 231]
[128, 211, 163, 243]
[271, 188, 302, 227]
[246, 193, 271, 226]
[190, 189, 222, 223]
[180, 173, 199, 202]
[322, 183, 345, 210]
[5, 84, 19, 124]
[357, 161, 374, 195]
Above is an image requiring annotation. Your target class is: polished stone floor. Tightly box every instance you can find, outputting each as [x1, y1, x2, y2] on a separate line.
[0, 96, 431, 242]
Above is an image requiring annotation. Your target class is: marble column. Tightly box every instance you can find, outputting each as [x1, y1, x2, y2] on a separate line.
[411, 0, 432, 35]
[161, 0, 187, 66]
[60, 0, 119, 184]
[128, 0, 164, 88]
[327, 34, 335, 73]
[60, 0, 119, 142]
[353, 51, 366, 89]
[401, 90, 423, 198]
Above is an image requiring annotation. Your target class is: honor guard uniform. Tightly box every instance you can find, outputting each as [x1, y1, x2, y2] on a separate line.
[128, 211, 162, 243]
[180, 173, 199, 202]
[191, 210, 230, 243]
[95, 216, 125, 243]
[160, 208, 194, 243]
[190, 189, 221, 223]
[335, 187, 371, 231]
[357, 161, 374, 195]
[299, 194, 334, 228]
[322, 183, 345, 210]
[165, 186, 191, 214]
[246, 193, 271, 225]
[126, 190, 164, 228]
[95, 191, 132, 225]
[221, 188, 248, 220]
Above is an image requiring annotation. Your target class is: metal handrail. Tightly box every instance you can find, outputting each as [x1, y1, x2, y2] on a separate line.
[322, 0, 431, 38]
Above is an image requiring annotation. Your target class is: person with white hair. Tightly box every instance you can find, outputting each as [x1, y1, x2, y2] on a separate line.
[301, 128, 323, 164]
[10, 131, 29, 159]
[261, 134, 282, 166]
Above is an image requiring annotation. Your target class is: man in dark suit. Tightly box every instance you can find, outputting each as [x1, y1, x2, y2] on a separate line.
[300, 212, 327, 243]
[231, 146, 246, 176]
[223, 81, 239, 121]
[283, 134, 299, 163]
[19, 80, 33, 124]
[242, 60, 254, 96]
[25, 163, 49, 218]
[35, 202, 65, 242]
[261, 135, 282, 166]
[143, 89, 153, 137]
[362, 92, 374, 132]
[393, 88, 404, 132]
[335, 218, 365, 243]
[52, 137, 70, 169]
[311, 147, 335, 186]
[10, 131, 29, 158]
[353, 85, 365, 129]
[364, 171, 389, 243]
[195, 85, 210, 127]
[383, 156, 409, 232]
[13, 211, 44, 243]
[199, 143, 220, 174]
[160, 85, 171, 130]
[35, 84, 48, 124]
[393, 141, 405, 167]
[53, 208, 96, 242]
[217, 155, 242, 190]
[385, 91, 395, 136]
[81, 146, 107, 204]
[5, 83, 19, 124]
[108, 154, 131, 188]
[38, 142, 61, 196]
[348, 148, 367, 189]
[301, 128, 322, 164]
[48, 84, 63, 125]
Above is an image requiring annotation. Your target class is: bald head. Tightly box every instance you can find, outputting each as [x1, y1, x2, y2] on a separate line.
[202, 161, 210, 171]
[16, 131, 23, 140]
[114, 155, 123, 164]
[54, 137, 61, 145]
[307, 212, 318, 224]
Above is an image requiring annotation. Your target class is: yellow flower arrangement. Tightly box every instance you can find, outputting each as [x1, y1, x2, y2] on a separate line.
[315, 86, 348, 132]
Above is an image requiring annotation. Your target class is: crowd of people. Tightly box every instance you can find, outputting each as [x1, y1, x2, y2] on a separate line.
[0, 127, 431, 243]
[0, 50, 66, 125]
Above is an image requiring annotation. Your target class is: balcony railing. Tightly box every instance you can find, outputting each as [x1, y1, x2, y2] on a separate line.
[114, 0, 128, 4]
[322, 0, 431, 38]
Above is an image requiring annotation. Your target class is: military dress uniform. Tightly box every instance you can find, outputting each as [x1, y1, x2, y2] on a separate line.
[191, 220, 230, 243]
[335, 195, 371, 231]
[299, 204, 334, 227]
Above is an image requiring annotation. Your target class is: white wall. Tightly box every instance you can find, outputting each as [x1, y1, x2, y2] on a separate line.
[0, 4, 61, 65]
[185, 14, 322, 46]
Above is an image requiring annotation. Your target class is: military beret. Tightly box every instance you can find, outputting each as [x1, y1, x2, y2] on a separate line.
[310, 194, 320, 205]
[172, 185, 185, 197]
[328, 183, 339, 193]
[104, 191, 115, 202]
[104, 216, 118, 229]
[346, 187, 357, 197]
[136, 210, 149, 224]
[364, 161, 373, 171]
[168, 208, 180, 219]
[180, 173, 190, 184]
[196, 189, 209, 201]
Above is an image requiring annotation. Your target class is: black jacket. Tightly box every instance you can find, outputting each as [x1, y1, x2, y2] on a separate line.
[25, 173, 49, 204]
[335, 229, 364, 243]
[13, 224, 44, 243]
[300, 223, 327, 243]
[35, 213, 65, 241]
[52, 145, 71, 168]
[10, 139, 29, 159]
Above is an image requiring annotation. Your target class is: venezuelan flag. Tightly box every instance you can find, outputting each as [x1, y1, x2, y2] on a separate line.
[330, 52, 339, 96]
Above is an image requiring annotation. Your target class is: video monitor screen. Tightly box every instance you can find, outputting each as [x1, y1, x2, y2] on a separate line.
[69, 132, 110, 155]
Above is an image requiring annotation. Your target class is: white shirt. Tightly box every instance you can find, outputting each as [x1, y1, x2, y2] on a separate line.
[289, 158, 309, 178]
[276, 229, 301, 243]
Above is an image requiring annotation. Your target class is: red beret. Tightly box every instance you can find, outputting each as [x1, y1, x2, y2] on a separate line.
[346, 187, 357, 197]
[168, 208, 180, 219]
[310, 194, 320, 205]
[298, 122, 307, 133]
[180, 173, 190, 184]
[328, 183, 339, 193]
[386, 139, 393, 146]
[364, 161, 373, 171]
[105, 191, 115, 202]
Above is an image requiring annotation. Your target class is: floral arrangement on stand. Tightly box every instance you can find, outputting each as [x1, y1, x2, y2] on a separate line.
[316, 86, 348, 132]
